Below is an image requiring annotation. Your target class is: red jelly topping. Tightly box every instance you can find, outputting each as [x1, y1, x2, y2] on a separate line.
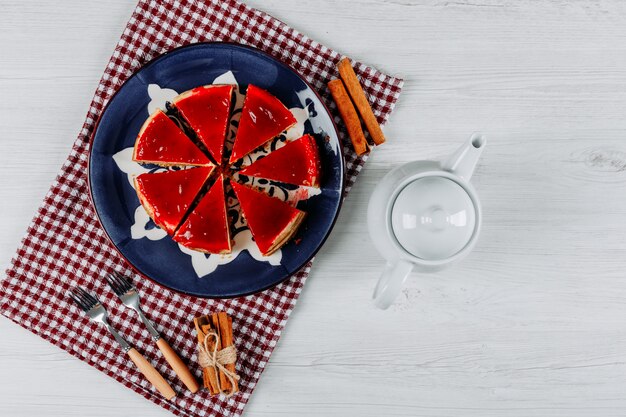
[229, 85, 297, 163]
[239, 134, 321, 187]
[134, 166, 213, 234]
[133, 109, 212, 166]
[173, 175, 231, 254]
[173, 85, 233, 164]
[231, 182, 305, 256]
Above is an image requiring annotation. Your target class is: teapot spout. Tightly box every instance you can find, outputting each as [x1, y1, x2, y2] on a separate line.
[441, 133, 486, 181]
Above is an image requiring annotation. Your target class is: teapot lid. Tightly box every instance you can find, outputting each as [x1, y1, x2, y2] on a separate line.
[391, 176, 476, 260]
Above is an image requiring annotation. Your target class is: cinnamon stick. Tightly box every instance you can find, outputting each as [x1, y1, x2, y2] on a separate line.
[222, 314, 238, 394]
[328, 78, 369, 156]
[193, 315, 220, 395]
[212, 312, 238, 395]
[337, 57, 386, 145]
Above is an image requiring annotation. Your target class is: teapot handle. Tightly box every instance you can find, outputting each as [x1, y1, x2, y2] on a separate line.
[372, 260, 413, 309]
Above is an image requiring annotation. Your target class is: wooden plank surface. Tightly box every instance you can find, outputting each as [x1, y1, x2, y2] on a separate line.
[2, 0, 626, 416]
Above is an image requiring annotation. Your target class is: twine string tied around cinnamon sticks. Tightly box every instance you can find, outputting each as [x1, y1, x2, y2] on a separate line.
[197, 330, 240, 396]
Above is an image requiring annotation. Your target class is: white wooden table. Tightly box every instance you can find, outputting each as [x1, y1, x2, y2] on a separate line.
[3, 1, 626, 416]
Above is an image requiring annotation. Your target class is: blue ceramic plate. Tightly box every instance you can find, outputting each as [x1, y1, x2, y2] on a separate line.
[89, 43, 344, 298]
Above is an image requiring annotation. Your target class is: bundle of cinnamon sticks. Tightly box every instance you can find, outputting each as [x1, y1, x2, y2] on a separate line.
[193, 312, 239, 396]
[328, 58, 386, 156]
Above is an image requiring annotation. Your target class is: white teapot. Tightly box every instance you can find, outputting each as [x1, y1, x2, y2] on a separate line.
[368, 133, 486, 309]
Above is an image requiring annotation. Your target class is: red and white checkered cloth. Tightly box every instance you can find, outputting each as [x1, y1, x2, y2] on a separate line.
[0, 1, 403, 416]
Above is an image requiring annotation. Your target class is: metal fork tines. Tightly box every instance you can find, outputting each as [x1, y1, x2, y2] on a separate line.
[106, 271, 201, 393]
[68, 286, 132, 352]
[68, 286, 176, 400]
[106, 271, 160, 342]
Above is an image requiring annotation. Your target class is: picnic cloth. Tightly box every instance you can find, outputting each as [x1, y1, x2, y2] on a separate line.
[0, 0, 403, 416]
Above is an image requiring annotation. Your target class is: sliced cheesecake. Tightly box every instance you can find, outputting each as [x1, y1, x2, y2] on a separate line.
[173, 175, 232, 254]
[134, 166, 214, 235]
[239, 134, 321, 187]
[133, 109, 212, 167]
[229, 85, 297, 163]
[172, 84, 233, 164]
[231, 181, 306, 256]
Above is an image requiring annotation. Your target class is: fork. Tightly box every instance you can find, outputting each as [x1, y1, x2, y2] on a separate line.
[68, 287, 176, 400]
[106, 272, 200, 393]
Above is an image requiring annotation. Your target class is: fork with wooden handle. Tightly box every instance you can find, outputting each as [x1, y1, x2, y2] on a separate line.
[106, 272, 201, 393]
[68, 287, 176, 400]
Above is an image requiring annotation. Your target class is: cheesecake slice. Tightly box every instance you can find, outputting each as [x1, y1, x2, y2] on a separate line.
[239, 134, 321, 187]
[173, 175, 232, 254]
[229, 85, 297, 163]
[133, 109, 212, 167]
[231, 181, 306, 256]
[134, 166, 214, 235]
[172, 85, 233, 164]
